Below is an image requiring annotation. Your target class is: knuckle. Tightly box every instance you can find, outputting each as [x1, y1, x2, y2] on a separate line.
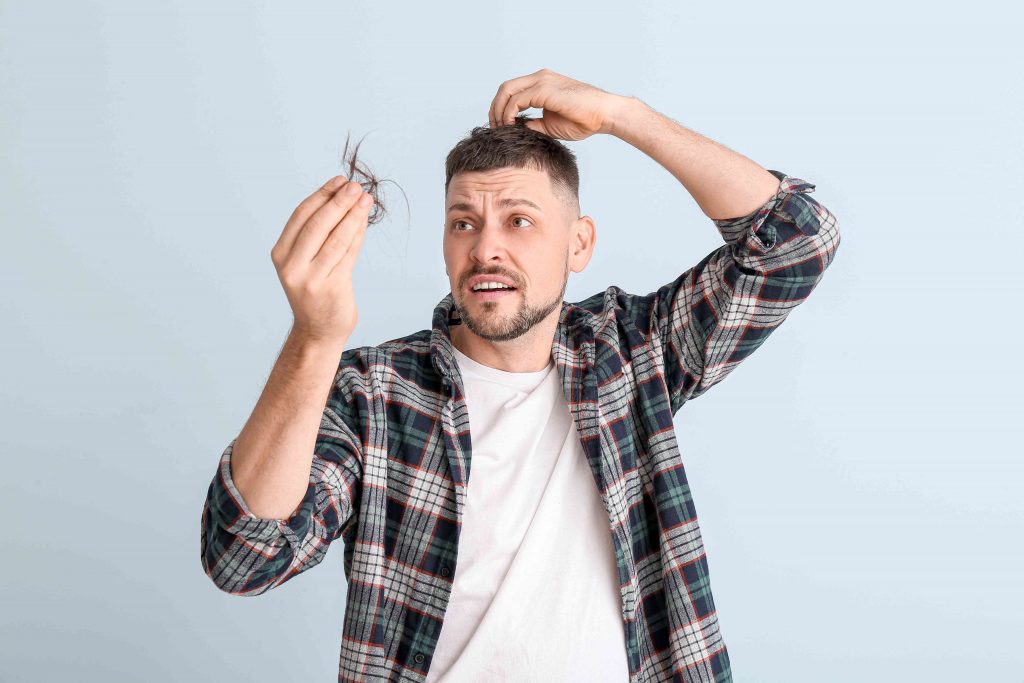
[279, 269, 298, 289]
[326, 225, 345, 243]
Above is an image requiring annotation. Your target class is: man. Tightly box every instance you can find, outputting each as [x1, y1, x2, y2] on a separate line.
[200, 69, 841, 682]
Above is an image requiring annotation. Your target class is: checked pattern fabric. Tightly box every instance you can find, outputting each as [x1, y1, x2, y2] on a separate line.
[201, 169, 841, 682]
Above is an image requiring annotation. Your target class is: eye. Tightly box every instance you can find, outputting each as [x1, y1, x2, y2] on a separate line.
[451, 217, 533, 231]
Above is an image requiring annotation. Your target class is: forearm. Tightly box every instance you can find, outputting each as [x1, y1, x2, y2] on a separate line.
[230, 328, 348, 519]
[607, 96, 781, 221]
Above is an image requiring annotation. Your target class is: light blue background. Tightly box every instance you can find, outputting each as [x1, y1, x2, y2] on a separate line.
[2, 1, 1020, 681]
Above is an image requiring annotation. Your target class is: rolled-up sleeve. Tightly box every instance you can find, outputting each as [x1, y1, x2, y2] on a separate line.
[200, 364, 365, 596]
[622, 169, 841, 413]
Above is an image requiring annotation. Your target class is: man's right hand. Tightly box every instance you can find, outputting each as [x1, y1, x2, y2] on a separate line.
[271, 175, 374, 345]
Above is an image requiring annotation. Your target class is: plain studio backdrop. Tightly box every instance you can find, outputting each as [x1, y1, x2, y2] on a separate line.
[2, 1, 1020, 681]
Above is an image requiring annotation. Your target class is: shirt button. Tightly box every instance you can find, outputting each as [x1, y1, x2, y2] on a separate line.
[414, 653, 425, 664]
[440, 566, 450, 577]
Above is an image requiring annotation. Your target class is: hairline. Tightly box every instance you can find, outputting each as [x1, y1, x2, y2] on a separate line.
[446, 165, 579, 223]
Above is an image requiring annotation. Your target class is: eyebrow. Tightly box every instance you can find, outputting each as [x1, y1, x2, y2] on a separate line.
[446, 198, 543, 214]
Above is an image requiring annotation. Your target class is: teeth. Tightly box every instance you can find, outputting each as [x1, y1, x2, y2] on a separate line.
[472, 282, 514, 291]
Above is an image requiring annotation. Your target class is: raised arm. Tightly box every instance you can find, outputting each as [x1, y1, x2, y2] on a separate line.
[487, 71, 842, 413]
[200, 175, 373, 595]
[608, 99, 840, 411]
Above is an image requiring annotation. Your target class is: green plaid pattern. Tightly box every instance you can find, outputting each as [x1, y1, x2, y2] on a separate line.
[201, 169, 841, 682]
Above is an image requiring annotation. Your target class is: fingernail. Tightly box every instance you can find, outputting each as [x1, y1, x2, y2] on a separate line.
[358, 194, 372, 206]
[345, 182, 360, 195]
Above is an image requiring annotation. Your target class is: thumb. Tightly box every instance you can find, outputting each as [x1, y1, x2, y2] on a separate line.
[523, 118, 550, 136]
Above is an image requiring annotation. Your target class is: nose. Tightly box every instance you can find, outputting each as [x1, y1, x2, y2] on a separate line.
[468, 221, 508, 265]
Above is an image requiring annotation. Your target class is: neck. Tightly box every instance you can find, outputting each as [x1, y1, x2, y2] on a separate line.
[450, 312, 558, 373]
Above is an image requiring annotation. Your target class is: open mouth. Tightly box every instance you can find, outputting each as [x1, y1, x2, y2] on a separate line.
[470, 285, 517, 301]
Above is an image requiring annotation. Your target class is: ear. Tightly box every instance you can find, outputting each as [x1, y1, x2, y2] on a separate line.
[568, 215, 596, 273]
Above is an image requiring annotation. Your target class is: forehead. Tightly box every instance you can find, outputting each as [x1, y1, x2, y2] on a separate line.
[446, 167, 555, 212]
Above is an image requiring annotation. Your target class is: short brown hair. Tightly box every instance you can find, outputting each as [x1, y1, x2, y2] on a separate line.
[444, 115, 581, 220]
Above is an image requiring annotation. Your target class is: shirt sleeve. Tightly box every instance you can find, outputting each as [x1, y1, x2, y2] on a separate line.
[626, 169, 841, 414]
[199, 358, 365, 596]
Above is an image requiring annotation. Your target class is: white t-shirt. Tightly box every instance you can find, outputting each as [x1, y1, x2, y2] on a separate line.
[426, 346, 631, 682]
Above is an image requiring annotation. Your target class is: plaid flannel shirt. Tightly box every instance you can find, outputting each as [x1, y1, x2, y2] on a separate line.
[201, 169, 841, 682]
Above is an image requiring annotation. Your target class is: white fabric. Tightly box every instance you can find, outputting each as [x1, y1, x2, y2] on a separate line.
[426, 345, 631, 682]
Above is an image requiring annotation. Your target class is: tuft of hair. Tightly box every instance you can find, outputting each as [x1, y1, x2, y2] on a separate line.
[444, 114, 581, 219]
[338, 131, 407, 227]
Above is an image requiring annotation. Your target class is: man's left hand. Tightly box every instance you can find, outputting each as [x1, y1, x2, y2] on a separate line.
[488, 68, 629, 141]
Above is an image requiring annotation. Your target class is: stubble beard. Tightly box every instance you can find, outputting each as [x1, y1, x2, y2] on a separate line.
[455, 265, 569, 343]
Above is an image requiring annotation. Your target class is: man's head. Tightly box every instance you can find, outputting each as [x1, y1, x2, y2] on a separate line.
[442, 116, 596, 343]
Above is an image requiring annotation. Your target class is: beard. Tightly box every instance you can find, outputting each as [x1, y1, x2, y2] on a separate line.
[454, 264, 569, 343]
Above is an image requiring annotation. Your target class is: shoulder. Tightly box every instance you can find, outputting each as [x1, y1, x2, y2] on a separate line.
[336, 328, 439, 392]
[570, 283, 653, 338]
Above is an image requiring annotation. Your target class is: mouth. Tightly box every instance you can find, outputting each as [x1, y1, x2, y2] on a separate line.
[469, 285, 518, 301]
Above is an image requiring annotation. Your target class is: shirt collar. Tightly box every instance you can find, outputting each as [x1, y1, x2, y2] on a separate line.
[429, 290, 595, 383]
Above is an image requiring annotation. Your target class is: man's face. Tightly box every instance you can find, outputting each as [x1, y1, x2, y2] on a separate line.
[443, 166, 593, 343]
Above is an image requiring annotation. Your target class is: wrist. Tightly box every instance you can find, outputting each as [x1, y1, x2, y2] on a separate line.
[602, 95, 644, 138]
[287, 324, 351, 356]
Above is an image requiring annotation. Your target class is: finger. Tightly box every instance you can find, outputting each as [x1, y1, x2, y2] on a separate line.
[308, 192, 373, 278]
[275, 175, 348, 257]
[501, 83, 544, 127]
[490, 72, 542, 127]
[523, 118, 549, 136]
[290, 181, 367, 266]
[328, 213, 368, 281]
[491, 83, 529, 128]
